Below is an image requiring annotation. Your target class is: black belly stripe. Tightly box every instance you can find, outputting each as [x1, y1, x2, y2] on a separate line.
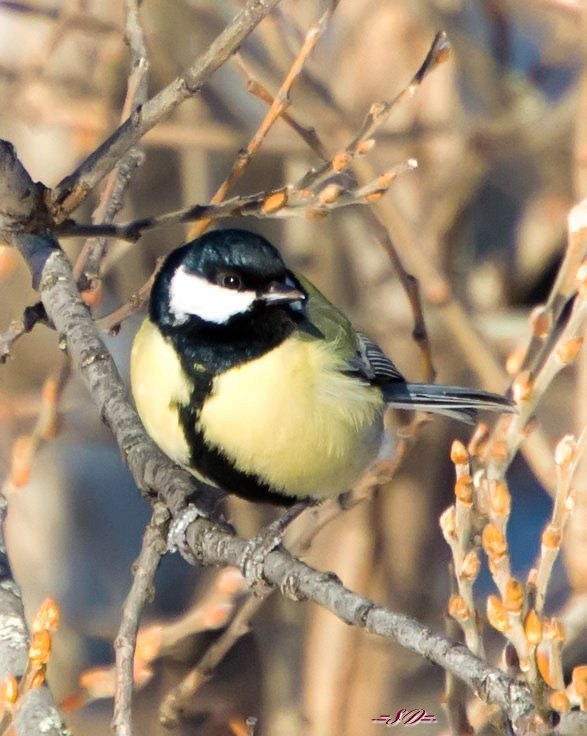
[177, 401, 297, 507]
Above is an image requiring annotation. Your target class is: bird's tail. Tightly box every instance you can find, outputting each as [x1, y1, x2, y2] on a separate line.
[382, 382, 514, 425]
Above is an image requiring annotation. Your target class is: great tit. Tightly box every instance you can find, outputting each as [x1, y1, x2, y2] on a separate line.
[131, 229, 512, 506]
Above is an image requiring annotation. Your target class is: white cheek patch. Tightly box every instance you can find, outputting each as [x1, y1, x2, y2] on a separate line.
[169, 267, 257, 324]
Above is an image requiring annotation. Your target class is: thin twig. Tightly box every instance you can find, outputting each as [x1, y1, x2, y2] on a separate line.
[159, 594, 267, 728]
[72, 0, 149, 288]
[112, 504, 169, 736]
[55, 160, 417, 241]
[187, 1, 336, 240]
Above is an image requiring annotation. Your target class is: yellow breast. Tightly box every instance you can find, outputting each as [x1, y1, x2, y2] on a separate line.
[198, 335, 384, 499]
[131, 319, 192, 466]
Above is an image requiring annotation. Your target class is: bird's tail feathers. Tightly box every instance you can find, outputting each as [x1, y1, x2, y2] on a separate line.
[382, 382, 514, 425]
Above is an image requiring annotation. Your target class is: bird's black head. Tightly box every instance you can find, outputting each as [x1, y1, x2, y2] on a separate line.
[151, 229, 306, 329]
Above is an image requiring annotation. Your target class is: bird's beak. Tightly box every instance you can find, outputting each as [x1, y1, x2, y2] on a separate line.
[260, 281, 306, 305]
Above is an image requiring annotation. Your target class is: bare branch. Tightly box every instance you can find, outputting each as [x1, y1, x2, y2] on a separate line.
[55, 160, 417, 241]
[187, 1, 336, 239]
[112, 504, 169, 736]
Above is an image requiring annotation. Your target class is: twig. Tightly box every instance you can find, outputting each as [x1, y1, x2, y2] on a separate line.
[237, 55, 329, 159]
[295, 31, 450, 192]
[49, 0, 284, 219]
[159, 594, 266, 728]
[94, 259, 162, 334]
[112, 503, 169, 736]
[55, 160, 417, 241]
[73, 0, 149, 288]
[187, 2, 336, 240]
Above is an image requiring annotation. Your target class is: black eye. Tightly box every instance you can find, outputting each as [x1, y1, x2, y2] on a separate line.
[217, 272, 242, 290]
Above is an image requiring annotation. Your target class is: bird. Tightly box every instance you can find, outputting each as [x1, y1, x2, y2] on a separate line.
[130, 228, 513, 508]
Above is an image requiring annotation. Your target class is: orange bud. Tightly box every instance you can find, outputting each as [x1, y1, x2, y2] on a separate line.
[487, 595, 510, 632]
[490, 482, 511, 516]
[364, 190, 384, 203]
[482, 524, 507, 560]
[28, 630, 51, 665]
[505, 345, 526, 375]
[357, 138, 375, 155]
[530, 306, 550, 338]
[556, 336, 583, 365]
[461, 549, 480, 581]
[450, 440, 469, 466]
[318, 184, 342, 204]
[81, 282, 103, 308]
[377, 171, 397, 189]
[439, 506, 456, 541]
[555, 434, 576, 466]
[524, 609, 542, 646]
[490, 441, 508, 463]
[32, 598, 60, 633]
[572, 665, 587, 698]
[10, 435, 33, 487]
[448, 594, 470, 622]
[262, 191, 287, 214]
[549, 691, 570, 712]
[332, 152, 350, 172]
[0, 674, 18, 704]
[434, 42, 451, 64]
[512, 370, 534, 403]
[504, 579, 524, 613]
[542, 525, 561, 550]
[454, 476, 473, 504]
[30, 665, 46, 689]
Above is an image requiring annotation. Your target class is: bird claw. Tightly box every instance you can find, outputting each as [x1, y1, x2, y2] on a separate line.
[239, 499, 314, 594]
[167, 504, 205, 564]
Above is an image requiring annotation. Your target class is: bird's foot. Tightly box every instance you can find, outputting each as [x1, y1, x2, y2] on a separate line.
[240, 500, 314, 595]
[167, 504, 209, 564]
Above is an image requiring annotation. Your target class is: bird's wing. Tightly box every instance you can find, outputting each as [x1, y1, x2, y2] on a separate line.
[354, 332, 405, 383]
[293, 272, 405, 384]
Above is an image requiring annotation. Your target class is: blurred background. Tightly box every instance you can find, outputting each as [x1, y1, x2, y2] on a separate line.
[0, 0, 585, 734]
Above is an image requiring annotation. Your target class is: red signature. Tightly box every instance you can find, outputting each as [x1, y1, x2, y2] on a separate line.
[372, 709, 438, 727]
